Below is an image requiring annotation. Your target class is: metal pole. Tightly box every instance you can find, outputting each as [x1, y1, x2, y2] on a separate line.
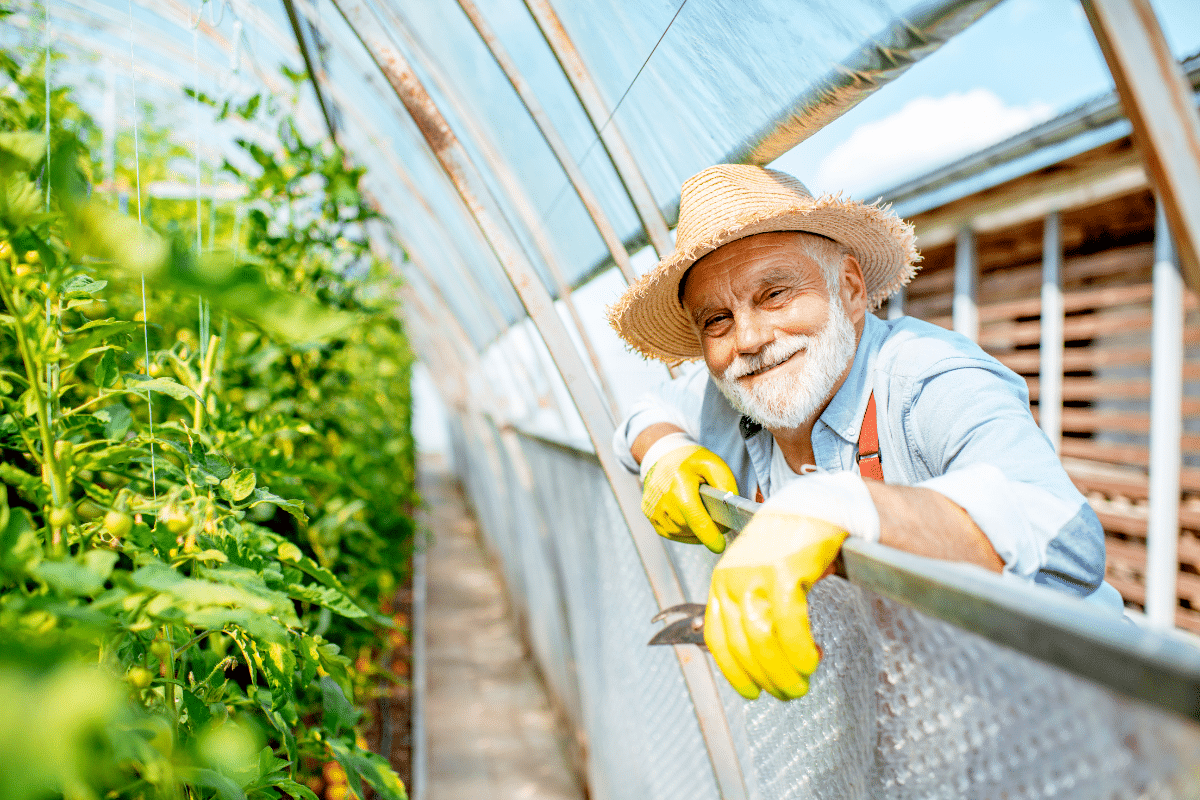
[1082, 0, 1200, 290]
[329, 3, 748, 795]
[521, 0, 674, 259]
[954, 227, 979, 342]
[280, 0, 338, 140]
[1040, 211, 1065, 451]
[454, 0, 638, 285]
[1146, 202, 1184, 629]
[887, 286, 906, 320]
[375, 7, 621, 421]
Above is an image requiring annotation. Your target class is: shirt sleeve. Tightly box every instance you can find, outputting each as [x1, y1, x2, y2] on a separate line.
[904, 362, 1105, 596]
[611, 361, 711, 474]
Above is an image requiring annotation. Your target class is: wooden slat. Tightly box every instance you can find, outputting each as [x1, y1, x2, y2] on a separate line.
[1061, 409, 1152, 433]
[1054, 411, 1200, 451]
[1104, 547, 1200, 606]
[1095, 507, 1200, 539]
[1026, 378, 1200, 410]
[1030, 376, 1143, 399]
[979, 282, 1157, 323]
[982, 243, 1154, 301]
[1071, 468, 1152, 499]
[908, 243, 1154, 305]
[1073, 466, 1200, 498]
[981, 308, 1153, 350]
[1061, 439, 1153, 467]
[1105, 570, 1146, 603]
[1106, 533, 1149, 566]
[1002, 346, 1193, 373]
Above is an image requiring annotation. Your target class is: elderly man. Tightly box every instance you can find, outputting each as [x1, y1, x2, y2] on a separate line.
[608, 164, 1120, 703]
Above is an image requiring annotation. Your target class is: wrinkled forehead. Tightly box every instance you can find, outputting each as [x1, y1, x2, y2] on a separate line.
[677, 231, 831, 308]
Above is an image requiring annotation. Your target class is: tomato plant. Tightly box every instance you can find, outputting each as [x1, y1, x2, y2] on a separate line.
[0, 37, 414, 800]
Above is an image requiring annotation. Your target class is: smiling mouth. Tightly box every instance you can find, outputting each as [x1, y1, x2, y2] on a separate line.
[739, 349, 802, 380]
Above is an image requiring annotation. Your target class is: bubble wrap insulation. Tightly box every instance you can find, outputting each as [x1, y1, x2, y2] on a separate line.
[520, 436, 721, 800]
[449, 423, 1200, 800]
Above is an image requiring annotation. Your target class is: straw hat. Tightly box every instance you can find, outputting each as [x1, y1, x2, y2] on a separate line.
[607, 164, 920, 362]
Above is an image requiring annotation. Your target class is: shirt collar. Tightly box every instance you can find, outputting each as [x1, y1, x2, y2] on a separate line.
[818, 313, 886, 444]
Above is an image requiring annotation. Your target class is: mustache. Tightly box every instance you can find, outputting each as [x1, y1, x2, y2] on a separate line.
[722, 335, 812, 380]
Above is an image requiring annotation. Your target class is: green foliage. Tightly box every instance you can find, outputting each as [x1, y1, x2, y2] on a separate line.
[0, 44, 413, 800]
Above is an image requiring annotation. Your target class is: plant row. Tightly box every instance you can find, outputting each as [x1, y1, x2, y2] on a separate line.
[0, 38, 416, 800]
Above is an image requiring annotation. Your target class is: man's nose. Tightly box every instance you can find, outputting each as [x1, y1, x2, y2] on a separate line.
[733, 312, 773, 355]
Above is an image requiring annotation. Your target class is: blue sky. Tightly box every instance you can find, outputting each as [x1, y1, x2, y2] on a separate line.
[772, 0, 1200, 198]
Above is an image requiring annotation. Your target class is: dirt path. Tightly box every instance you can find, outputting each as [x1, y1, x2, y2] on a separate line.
[417, 459, 585, 800]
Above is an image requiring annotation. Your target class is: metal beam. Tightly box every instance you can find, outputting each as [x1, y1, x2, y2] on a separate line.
[329, 2, 747, 795]
[1039, 211, 1064, 451]
[1146, 203, 1184, 629]
[280, 0, 338, 140]
[953, 227, 978, 342]
[521, 0, 674, 259]
[373, 5, 621, 420]
[454, 0, 637, 285]
[1081, 0, 1200, 290]
[697, 485, 1200, 727]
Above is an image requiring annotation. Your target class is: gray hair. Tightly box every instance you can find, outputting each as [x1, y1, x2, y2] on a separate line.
[791, 231, 853, 297]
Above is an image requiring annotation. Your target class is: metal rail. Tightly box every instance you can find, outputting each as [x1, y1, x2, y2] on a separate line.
[698, 484, 1200, 727]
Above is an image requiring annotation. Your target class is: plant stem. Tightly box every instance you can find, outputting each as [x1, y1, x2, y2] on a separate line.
[0, 256, 65, 525]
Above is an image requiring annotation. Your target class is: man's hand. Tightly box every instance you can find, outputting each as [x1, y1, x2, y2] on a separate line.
[703, 472, 879, 700]
[640, 433, 738, 553]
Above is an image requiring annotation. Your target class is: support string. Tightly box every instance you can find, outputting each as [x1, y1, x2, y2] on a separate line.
[127, 0, 157, 499]
[537, 0, 689, 234]
[43, 0, 50, 212]
[192, 0, 212, 367]
[44, 1, 55, 436]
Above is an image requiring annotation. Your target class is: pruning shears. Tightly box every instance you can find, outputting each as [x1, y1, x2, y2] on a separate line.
[647, 557, 847, 648]
[648, 603, 708, 649]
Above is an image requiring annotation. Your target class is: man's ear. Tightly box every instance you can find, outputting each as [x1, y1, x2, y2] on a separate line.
[840, 254, 868, 325]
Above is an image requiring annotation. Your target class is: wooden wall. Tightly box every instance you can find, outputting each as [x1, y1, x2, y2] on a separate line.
[898, 188, 1200, 631]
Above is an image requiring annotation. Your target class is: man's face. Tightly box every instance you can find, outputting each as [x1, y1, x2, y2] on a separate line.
[680, 231, 866, 431]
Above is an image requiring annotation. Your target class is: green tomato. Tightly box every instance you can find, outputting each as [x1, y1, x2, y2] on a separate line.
[23, 250, 40, 265]
[0, 241, 11, 259]
[48, 507, 74, 528]
[126, 666, 154, 690]
[149, 640, 172, 663]
[161, 505, 193, 535]
[103, 510, 133, 538]
[76, 499, 103, 521]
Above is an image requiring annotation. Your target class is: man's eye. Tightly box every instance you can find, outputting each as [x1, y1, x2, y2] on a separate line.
[703, 314, 730, 330]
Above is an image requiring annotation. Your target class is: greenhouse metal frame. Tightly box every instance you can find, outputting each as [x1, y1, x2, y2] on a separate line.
[14, 0, 1200, 797]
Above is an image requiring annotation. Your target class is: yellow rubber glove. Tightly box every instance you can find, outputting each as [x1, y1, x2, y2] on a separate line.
[640, 433, 738, 553]
[703, 471, 879, 701]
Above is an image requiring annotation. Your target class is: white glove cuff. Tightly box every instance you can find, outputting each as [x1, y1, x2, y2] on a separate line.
[639, 432, 698, 484]
[761, 471, 881, 543]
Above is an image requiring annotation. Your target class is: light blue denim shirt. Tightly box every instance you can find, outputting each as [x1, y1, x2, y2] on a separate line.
[614, 313, 1121, 609]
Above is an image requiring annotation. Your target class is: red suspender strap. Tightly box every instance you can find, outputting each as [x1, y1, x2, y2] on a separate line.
[754, 391, 883, 498]
[858, 392, 884, 481]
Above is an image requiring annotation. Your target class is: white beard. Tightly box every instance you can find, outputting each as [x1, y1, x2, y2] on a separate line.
[712, 294, 858, 431]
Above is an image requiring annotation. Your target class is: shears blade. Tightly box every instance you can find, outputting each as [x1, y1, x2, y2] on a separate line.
[648, 603, 708, 648]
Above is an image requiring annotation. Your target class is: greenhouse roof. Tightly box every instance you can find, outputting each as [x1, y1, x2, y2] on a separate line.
[14, 0, 1005, 353]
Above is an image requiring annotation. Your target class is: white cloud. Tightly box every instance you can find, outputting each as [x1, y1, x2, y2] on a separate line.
[812, 89, 1053, 198]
